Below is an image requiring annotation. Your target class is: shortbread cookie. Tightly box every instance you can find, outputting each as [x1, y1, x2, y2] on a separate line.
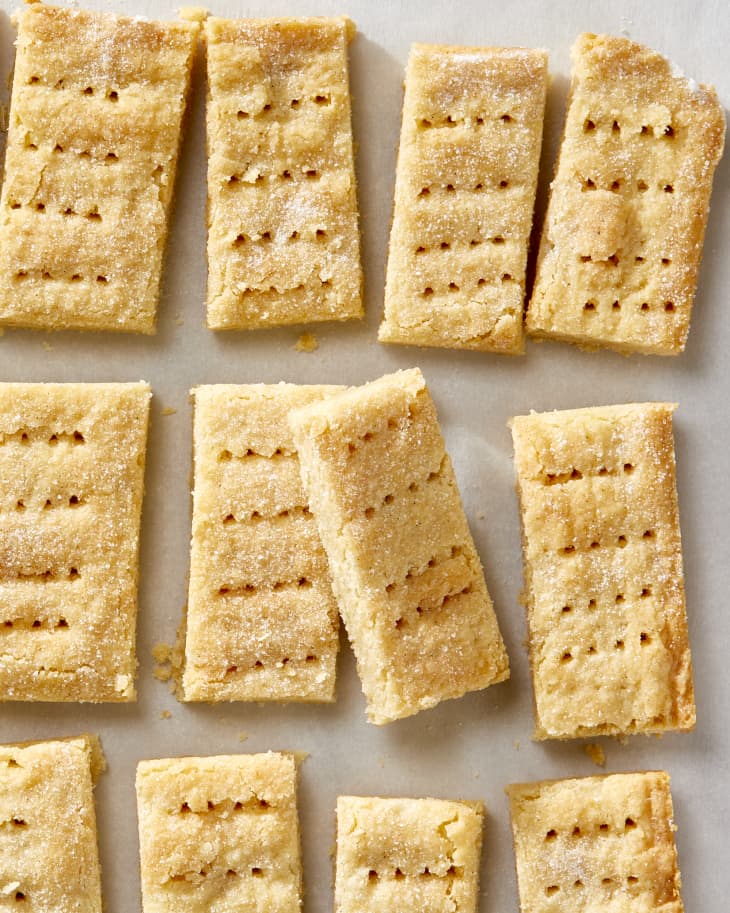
[205, 17, 362, 330]
[0, 4, 198, 333]
[507, 771, 684, 913]
[336, 796, 484, 913]
[511, 403, 693, 739]
[183, 384, 342, 702]
[526, 33, 725, 354]
[136, 752, 301, 913]
[0, 382, 151, 701]
[289, 368, 509, 724]
[0, 735, 104, 912]
[380, 44, 548, 353]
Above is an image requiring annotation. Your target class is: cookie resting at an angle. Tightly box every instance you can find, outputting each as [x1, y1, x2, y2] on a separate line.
[289, 367, 509, 724]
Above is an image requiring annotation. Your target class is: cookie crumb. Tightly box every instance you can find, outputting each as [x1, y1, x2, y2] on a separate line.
[161, 406, 177, 416]
[295, 332, 319, 352]
[584, 743, 606, 767]
[238, 731, 248, 742]
[160, 709, 172, 720]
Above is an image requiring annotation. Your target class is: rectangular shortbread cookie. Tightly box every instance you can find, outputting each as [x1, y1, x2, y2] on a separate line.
[0, 735, 104, 912]
[182, 384, 343, 702]
[511, 403, 693, 739]
[289, 368, 509, 724]
[526, 33, 725, 355]
[0, 4, 198, 333]
[0, 382, 151, 701]
[136, 752, 301, 913]
[380, 44, 548, 353]
[205, 17, 362, 330]
[336, 795, 484, 913]
[507, 772, 684, 913]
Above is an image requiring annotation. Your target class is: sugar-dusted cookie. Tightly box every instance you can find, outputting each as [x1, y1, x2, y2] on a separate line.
[336, 795, 484, 913]
[0, 735, 105, 911]
[182, 384, 342, 702]
[0, 4, 198, 333]
[289, 368, 508, 724]
[380, 44, 548, 353]
[508, 771, 684, 913]
[527, 33, 725, 354]
[511, 403, 693, 739]
[205, 17, 362, 330]
[0, 382, 151, 701]
[136, 752, 301, 912]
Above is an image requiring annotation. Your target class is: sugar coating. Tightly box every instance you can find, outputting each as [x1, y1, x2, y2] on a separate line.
[0, 736, 104, 912]
[289, 368, 509, 725]
[0, 4, 198, 333]
[136, 752, 301, 913]
[0, 383, 151, 701]
[336, 796, 484, 913]
[205, 17, 362, 330]
[183, 384, 342, 703]
[527, 33, 725, 355]
[380, 44, 547, 353]
[508, 771, 684, 913]
[511, 403, 693, 739]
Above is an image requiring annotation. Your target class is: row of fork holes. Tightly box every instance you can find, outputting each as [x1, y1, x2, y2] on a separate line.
[218, 577, 311, 596]
[233, 228, 327, 247]
[3, 618, 69, 629]
[346, 412, 414, 456]
[583, 299, 675, 313]
[561, 585, 652, 615]
[419, 113, 513, 128]
[364, 468, 441, 518]
[12, 199, 108, 216]
[236, 94, 331, 118]
[580, 254, 672, 267]
[584, 117, 675, 138]
[546, 875, 639, 895]
[546, 818, 637, 841]
[179, 797, 269, 813]
[28, 76, 119, 102]
[545, 463, 633, 484]
[15, 495, 84, 511]
[172, 868, 265, 882]
[394, 585, 472, 630]
[223, 506, 311, 525]
[226, 654, 318, 674]
[560, 631, 653, 662]
[369, 864, 460, 882]
[560, 529, 655, 555]
[582, 177, 674, 193]
[418, 180, 509, 197]
[227, 168, 320, 186]
[14, 271, 108, 284]
[421, 274, 512, 296]
[23, 142, 119, 163]
[3, 431, 84, 446]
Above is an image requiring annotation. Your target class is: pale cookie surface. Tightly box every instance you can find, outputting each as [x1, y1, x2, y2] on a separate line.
[289, 368, 509, 725]
[511, 403, 693, 739]
[183, 384, 342, 703]
[205, 17, 362, 330]
[508, 771, 684, 913]
[0, 383, 151, 701]
[136, 752, 301, 913]
[380, 44, 547, 353]
[526, 33, 725, 355]
[0, 4, 197, 333]
[336, 795, 484, 913]
[0, 736, 104, 912]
